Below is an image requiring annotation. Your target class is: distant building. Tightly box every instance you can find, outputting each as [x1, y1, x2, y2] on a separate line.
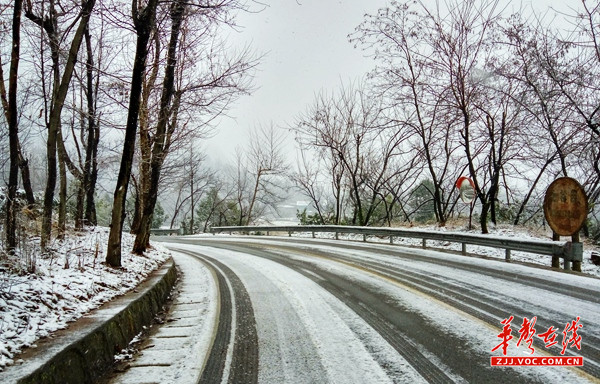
[270, 200, 316, 223]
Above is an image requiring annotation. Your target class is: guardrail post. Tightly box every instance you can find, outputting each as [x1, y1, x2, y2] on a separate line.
[335, 232, 339, 240]
[363, 234, 367, 242]
[288, 231, 292, 237]
[564, 241, 583, 272]
[572, 233, 582, 272]
[551, 232, 561, 268]
[505, 249, 511, 261]
[267, 231, 270, 236]
[312, 231, 315, 239]
[390, 236, 394, 244]
[461, 243, 466, 255]
[422, 239, 426, 248]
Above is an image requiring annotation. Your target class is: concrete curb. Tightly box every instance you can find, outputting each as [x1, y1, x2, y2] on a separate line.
[2, 257, 177, 384]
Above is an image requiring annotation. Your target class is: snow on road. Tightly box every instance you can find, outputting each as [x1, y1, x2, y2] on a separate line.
[170, 242, 426, 383]
[286, 240, 600, 322]
[4, 228, 597, 382]
[286, 245, 595, 383]
[108, 251, 218, 384]
[167, 237, 599, 383]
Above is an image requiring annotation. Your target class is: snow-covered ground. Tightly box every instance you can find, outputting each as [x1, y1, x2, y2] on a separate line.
[0, 227, 171, 371]
[1, 222, 598, 379]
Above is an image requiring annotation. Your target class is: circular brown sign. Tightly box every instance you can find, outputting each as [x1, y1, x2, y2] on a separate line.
[543, 177, 588, 236]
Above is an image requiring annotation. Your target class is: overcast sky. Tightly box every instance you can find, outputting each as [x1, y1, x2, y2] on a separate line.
[205, 0, 572, 163]
[206, 0, 388, 161]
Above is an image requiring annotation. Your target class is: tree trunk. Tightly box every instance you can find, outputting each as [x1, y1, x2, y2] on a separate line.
[29, 0, 96, 249]
[57, 131, 67, 240]
[4, 0, 23, 253]
[190, 171, 195, 233]
[130, 183, 141, 234]
[480, 200, 490, 234]
[133, 30, 160, 237]
[83, 23, 99, 226]
[107, 0, 159, 266]
[246, 170, 261, 226]
[17, 143, 35, 207]
[84, 150, 98, 225]
[40, 19, 61, 249]
[84, 105, 100, 226]
[169, 190, 183, 229]
[75, 180, 85, 230]
[133, 0, 185, 254]
[334, 171, 342, 225]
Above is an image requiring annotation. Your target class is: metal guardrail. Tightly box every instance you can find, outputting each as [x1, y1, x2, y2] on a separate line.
[209, 225, 583, 272]
[150, 228, 183, 236]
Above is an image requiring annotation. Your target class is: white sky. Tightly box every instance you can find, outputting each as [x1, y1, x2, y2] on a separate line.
[206, 0, 388, 160]
[205, 0, 572, 163]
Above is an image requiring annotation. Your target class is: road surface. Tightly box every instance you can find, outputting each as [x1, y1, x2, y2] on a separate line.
[154, 235, 599, 383]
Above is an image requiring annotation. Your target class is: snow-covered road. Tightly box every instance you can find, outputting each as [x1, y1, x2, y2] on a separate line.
[163, 236, 600, 383]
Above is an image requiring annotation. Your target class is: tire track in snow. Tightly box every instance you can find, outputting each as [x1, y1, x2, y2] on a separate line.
[330, 249, 600, 376]
[259, 242, 600, 379]
[206, 242, 461, 384]
[255, 237, 600, 303]
[173, 249, 258, 384]
[197, 244, 427, 383]
[206, 255, 332, 383]
[199, 239, 597, 383]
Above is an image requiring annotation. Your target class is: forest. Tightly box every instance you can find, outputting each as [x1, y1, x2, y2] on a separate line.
[1, 0, 600, 268]
[293, 0, 600, 237]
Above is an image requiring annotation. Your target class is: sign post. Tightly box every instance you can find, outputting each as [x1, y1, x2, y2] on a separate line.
[543, 177, 588, 272]
[456, 176, 476, 229]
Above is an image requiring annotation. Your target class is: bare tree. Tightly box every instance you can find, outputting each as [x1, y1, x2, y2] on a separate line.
[131, 0, 257, 253]
[421, 0, 507, 233]
[106, 0, 159, 267]
[295, 81, 416, 226]
[293, 148, 331, 224]
[351, 2, 465, 226]
[498, 12, 587, 225]
[553, 2, 600, 141]
[1, 0, 23, 253]
[24, 0, 97, 248]
[166, 143, 214, 232]
[244, 124, 287, 225]
[294, 90, 349, 224]
[470, 83, 523, 228]
[540, 3, 600, 205]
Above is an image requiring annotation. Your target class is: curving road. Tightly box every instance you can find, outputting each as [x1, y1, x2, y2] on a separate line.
[162, 235, 600, 384]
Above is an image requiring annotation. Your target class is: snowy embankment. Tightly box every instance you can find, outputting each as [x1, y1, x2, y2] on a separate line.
[0, 227, 171, 371]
